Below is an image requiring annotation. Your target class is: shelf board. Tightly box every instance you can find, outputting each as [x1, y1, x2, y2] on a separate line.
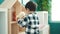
[10, 21, 17, 24]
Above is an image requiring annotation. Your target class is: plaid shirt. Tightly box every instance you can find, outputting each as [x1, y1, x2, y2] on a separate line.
[18, 12, 40, 34]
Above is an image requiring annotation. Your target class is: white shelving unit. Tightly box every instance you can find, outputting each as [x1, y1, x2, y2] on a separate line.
[0, 8, 8, 34]
[37, 11, 49, 34]
[37, 11, 48, 25]
[39, 25, 49, 34]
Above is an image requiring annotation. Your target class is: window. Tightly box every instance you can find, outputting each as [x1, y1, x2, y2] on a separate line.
[51, 0, 60, 21]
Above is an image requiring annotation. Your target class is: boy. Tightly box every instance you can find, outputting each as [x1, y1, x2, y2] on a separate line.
[18, 1, 40, 34]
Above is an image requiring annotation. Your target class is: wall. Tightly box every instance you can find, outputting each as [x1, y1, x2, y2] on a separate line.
[49, 15, 60, 34]
[49, 23, 60, 34]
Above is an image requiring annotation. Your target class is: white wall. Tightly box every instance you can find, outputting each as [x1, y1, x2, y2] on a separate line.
[51, 0, 60, 21]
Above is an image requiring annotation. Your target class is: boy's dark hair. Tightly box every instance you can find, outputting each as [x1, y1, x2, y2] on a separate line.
[25, 1, 36, 11]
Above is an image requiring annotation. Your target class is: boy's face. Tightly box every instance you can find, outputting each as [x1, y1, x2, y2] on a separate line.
[26, 8, 30, 13]
[25, 8, 34, 14]
[26, 8, 30, 11]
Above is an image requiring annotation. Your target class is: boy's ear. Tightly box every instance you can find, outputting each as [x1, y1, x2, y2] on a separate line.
[26, 8, 30, 11]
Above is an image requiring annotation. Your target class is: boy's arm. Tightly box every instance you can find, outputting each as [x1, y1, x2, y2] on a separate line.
[18, 17, 28, 27]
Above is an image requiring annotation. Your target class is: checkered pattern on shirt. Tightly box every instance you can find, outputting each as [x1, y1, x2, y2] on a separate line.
[18, 12, 40, 34]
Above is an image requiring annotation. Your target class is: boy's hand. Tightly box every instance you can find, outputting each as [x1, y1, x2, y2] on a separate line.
[17, 16, 25, 19]
[17, 12, 26, 19]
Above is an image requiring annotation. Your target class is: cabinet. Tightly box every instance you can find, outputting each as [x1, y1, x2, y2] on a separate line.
[0, 8, 8, 34]
[37, 11, 49, 34]
[8, 6, 25, 34]
[0, 4, 26, 34]
[39, 25, 50, 34]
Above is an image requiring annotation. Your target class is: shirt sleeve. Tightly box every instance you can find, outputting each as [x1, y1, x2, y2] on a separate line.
[18, 17, 28, 27]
